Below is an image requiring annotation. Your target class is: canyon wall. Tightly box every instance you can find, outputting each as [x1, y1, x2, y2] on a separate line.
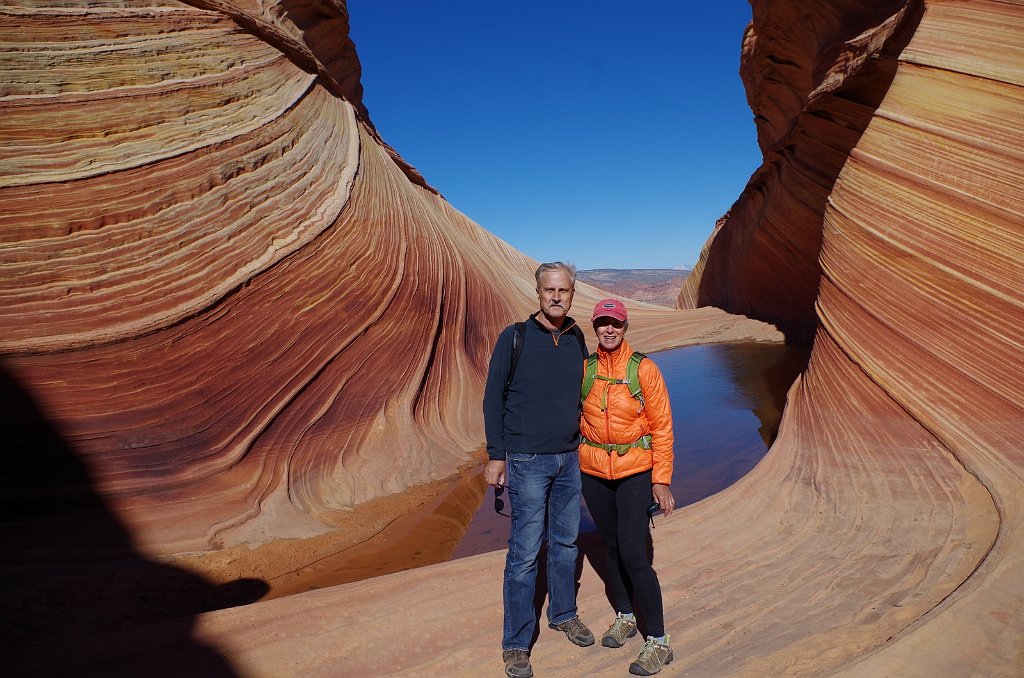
[0, 0, 528, 560]
[675, 0, 1024, 673]
[0, 0, 779, 659]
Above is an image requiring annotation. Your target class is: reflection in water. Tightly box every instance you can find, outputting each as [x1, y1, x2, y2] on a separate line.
[656, 342, 810, 508]
[454, 341, 809, 555]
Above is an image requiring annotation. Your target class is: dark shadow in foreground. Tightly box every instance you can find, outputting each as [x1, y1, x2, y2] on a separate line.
[0, 365, 267, 676]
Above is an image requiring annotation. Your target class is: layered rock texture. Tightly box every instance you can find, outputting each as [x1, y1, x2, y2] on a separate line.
[2, 0, 1021, 675]
[671, 0, 1023, 674]
[0, 0, 778, 668]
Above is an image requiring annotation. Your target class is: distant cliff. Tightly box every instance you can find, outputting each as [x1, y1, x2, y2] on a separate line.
[578, 268, 692, 307]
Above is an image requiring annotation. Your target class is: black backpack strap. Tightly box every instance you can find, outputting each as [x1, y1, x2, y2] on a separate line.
[503, 322, 526, 402]
[571, 324, 588, 358]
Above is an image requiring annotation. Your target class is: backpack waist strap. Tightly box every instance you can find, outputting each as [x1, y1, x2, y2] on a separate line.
[581, 434, 652, 457]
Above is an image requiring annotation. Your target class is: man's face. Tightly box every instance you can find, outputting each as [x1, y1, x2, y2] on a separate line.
[537, 270, 574, 322]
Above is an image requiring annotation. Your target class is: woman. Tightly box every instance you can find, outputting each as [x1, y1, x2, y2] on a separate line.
[579, 298, 675, 676]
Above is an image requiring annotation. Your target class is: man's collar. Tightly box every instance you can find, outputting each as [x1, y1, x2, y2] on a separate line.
[530, 311, 576, 334]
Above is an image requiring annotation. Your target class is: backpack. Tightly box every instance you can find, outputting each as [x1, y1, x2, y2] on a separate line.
[580, 350, 647, 412]
[502, 320, 588, 401]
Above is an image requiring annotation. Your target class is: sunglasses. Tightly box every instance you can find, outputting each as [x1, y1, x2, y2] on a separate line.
[647, 501, 661, 529]
[493, 485, 510, 517]
[593, 318, 626, 330]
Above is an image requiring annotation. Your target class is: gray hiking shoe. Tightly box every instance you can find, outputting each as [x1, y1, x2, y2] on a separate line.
[549, 617, 596, 647]
[502, 649, 533, 678]
[629, 635, 673, 675]
[601, 612, 638, 648]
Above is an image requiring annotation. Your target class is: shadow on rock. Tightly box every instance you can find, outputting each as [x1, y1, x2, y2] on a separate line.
[580, 530, 665, 638]
[0, 364, 268, 676]
[522, 533, 614, 650]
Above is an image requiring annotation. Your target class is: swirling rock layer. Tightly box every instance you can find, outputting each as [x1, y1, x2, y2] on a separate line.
[673, 0, 1024, 673]
[0, 0, 780, 658]
[187, 0, 1020, 675]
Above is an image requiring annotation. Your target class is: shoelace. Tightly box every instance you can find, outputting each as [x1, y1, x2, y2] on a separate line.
[613, 615, 635, 629]
[637, 637, 666, 661]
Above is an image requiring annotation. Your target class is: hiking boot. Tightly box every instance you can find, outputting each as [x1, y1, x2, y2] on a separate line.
[628, 635, 673, 675]
[502, 649, 533, 678]
[601, 613, 638, 648]
[549, 617, 595, 647]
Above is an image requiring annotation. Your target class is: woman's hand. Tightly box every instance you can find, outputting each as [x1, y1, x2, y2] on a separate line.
[652, 483, 675, 517]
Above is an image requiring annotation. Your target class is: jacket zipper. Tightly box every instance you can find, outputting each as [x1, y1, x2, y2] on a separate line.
[550, 319, 576, 347]
[602, 354, 613, 478]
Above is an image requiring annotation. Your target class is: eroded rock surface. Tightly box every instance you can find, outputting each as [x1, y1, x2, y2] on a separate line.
[0, 0, 779, 664]
[675, 0, 1024, 673]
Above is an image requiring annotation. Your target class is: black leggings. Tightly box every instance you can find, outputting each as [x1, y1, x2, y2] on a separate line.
[581, 470, 664, 637]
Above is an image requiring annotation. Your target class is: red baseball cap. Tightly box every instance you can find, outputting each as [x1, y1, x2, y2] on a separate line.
[592, 298, 627, 322]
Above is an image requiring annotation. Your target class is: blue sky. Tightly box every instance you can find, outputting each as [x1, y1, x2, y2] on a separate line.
[347, 2, 761, 270]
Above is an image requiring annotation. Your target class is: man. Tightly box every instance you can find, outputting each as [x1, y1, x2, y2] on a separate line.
[483, 262, 595, 678]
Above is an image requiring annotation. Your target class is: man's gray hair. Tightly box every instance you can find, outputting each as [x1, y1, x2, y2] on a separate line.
[534, 261, 577, 288]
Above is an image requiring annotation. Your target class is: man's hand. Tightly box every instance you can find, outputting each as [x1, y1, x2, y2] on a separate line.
[652, 483, 675, 517]
[484, 460, 507, 487]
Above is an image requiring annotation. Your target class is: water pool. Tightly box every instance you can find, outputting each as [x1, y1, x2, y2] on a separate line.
[453, 341, 809, 556]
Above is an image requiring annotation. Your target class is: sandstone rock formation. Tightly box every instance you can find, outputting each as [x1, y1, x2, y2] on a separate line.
[673, 0, 1024, 673]
[0, 0, 779, 666]
[3, 0, 1021, 675]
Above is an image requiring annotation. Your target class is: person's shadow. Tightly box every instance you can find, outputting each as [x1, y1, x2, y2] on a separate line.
[527, 527, 658, 649]
[0, 364, 268, 676]
[577, 530, 661, 639]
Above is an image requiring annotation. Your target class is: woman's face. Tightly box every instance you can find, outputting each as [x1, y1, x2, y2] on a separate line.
[593, 317, 627, 351]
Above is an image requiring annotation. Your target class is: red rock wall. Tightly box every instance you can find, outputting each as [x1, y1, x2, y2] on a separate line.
[0, 0, 530, 559]
[680, 0, 1024, 671]
[680, 0, 923, 340]
[5, 0, 1020, 673]
[0, 0, 776, 577]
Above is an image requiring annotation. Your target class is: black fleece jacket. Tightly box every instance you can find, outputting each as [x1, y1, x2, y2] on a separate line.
[483, 313, 588, 460]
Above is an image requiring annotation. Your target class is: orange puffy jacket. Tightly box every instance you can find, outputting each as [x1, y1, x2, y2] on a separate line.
[578, 339, 674, 484]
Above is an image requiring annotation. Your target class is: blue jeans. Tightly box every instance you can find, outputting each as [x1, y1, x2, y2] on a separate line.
[502, 450, 582, 651]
